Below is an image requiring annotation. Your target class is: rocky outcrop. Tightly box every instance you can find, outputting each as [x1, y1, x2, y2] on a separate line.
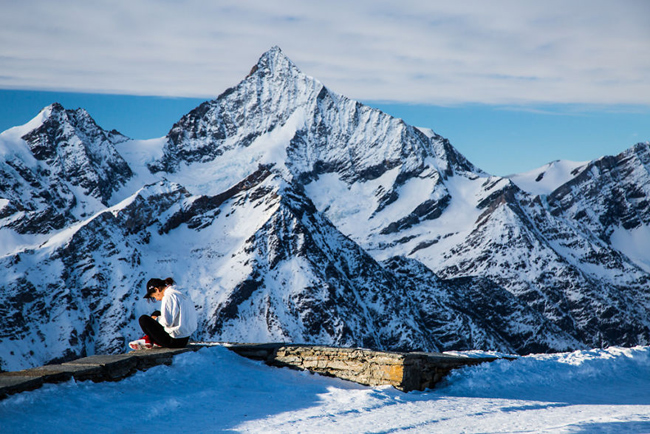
[228, 343, 507, 392]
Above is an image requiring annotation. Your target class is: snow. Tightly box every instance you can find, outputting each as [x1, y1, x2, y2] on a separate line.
[0, 228, 48, 258]
[304, 168, 403, 236]
[610, 224, 650, 273]
[2, 345, 650, 433]
[112, 137, 167, 202]
[369, 174, 487, 264]
[115, 137, 166, 166]
[249, 107, 305, 171]
[0, 107, 49, 173]
[508, 160, 588, 196]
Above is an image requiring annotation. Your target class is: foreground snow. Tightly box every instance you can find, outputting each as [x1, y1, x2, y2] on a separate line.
[2, 346, 650, 433]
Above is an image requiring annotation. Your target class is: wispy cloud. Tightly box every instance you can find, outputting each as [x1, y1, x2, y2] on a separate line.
[1, 0, 648, 105]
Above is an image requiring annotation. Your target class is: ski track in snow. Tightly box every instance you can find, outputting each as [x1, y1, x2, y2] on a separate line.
[2, 345, 650, 433]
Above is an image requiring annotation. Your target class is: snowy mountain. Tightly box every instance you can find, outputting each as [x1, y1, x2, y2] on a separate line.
[2, 46, 650, 371]
[0, 102, 131, 236]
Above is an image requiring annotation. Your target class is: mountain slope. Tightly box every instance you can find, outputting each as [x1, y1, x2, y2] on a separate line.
[0, 160, 539, 370]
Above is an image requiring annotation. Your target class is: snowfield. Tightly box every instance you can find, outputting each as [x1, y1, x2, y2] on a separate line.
[2, 345, 650, 433]
[507, 159, 588, 196]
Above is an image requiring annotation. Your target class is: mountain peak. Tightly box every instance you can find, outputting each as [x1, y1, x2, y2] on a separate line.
[14, 101, 133, 209]
[259, 45, 285, 63]
[24, 103, 126, 144]
[39, 102, 85, 126]
[247, 46, 305, 83]
[47, 101, 65, 113]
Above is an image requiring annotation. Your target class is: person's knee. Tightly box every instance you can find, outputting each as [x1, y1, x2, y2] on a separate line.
[139, 314, 151, 327]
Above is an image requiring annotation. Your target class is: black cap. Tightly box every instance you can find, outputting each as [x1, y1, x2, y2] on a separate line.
[144, 278, 166, 299]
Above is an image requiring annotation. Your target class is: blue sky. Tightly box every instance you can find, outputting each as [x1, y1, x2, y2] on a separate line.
[1, 0, 648, 176]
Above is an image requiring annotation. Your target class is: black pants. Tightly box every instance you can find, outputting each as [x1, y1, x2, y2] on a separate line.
[139, 315, 190, 348]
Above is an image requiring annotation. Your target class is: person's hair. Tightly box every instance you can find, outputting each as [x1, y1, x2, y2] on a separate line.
[144, 277, 175, 299]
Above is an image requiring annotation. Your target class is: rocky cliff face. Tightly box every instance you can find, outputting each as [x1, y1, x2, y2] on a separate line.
[1, 47, 649, 371]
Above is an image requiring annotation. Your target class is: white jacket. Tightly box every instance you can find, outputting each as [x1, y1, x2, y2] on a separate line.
[157, 286, 198, 339]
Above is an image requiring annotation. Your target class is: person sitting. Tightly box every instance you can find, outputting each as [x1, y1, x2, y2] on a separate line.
[129, 277, 197, 350]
